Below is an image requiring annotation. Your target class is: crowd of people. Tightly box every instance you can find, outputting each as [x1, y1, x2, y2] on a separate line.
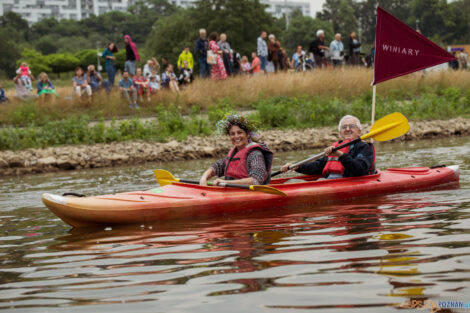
[1, 29, 467, 107]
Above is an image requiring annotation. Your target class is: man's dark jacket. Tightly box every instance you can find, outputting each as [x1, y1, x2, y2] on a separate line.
[296, 141, 375, 178]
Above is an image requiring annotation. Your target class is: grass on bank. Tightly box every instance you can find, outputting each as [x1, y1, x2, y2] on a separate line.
[1, 68, 469, 127]
[1, 85, 469, 151]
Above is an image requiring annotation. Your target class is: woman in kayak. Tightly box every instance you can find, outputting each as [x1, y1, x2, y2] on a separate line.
[281, 115, 375, 179]
[199, 113, 273, 186]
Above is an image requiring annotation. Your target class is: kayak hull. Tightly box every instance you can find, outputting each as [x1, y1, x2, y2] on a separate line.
[42, 166, 460, 227]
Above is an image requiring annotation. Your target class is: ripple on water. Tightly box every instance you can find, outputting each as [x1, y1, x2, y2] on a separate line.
[0, 136, 469, 312]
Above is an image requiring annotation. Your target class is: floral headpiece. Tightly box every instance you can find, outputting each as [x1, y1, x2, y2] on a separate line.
[216, 112, 259, 140]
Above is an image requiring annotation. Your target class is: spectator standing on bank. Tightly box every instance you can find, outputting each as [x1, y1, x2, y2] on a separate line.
[348, 32, 361, 66]
[251, 52, 261, 75]
[119, 70, 138, 109]
[0, 81, 9, 103]
[72, 67, 92, 99]
[458, 50, 468, 70]
[123, 35, 140, 76]
[177, 46, 194, 71]
[102, 42, 118, 86]
[291, 45, 304, 71]
[208, 32, 227, 80]
[241, 56, 251, 74]
[330, 33, 344, 67]
[218, 33, 233, 75]
[257, 31, 268, 73]
[196, 28, 210, 78]
[309, 30, 329, 68]
[232, 50, 242, 75]
[37, 72, 57, 105]
[267, 34, 282, 72]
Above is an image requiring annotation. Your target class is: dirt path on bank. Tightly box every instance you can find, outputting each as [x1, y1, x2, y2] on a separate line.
[1, 118, 469, 177]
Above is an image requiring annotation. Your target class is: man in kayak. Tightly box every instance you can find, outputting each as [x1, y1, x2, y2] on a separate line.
[199, 113, 273, 186]
[281, 115, 375, 179]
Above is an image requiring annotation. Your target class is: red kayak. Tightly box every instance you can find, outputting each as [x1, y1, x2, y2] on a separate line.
[42, 165, 459, 228]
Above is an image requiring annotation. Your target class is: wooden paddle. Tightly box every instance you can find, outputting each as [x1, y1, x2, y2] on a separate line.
[270, 112, 410, 177]
[154, 169, 287, 196]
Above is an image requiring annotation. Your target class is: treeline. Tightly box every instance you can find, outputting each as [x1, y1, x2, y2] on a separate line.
[0, 0, 468, 77]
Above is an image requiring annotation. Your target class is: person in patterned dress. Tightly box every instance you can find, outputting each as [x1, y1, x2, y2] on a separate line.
[208, 32, 227, 80]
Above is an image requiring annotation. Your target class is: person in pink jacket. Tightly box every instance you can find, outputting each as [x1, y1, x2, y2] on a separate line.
[123, 35, 141, 76]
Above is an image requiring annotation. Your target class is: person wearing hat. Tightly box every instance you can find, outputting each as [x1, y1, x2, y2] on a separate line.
[199, 113, 273, 186]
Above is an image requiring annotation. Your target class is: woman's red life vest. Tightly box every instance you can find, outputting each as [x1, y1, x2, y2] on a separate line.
[322, 139, 354, 177]
[224, 142, 273, 183]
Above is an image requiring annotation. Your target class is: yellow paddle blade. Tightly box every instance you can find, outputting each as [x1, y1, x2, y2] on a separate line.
[361, 112, 409, 142]
[154, 169, 179, 186]
[249, 185, 287, 196]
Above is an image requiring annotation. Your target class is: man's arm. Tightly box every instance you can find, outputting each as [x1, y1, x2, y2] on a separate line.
[295, 156, 328, 175]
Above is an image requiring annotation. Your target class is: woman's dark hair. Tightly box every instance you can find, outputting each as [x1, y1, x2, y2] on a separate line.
[209, 32, 218, 41]
[75, 67, 84, 75]
[107, 42, 118, 53]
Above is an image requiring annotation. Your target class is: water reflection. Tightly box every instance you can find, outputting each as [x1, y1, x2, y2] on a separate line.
[0, 136, 469, 312]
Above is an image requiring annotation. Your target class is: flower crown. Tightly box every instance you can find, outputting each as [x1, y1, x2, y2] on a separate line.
[216, 112, 259, 140]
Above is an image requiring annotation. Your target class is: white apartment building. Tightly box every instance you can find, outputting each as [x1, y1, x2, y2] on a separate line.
[1, 0, 311, 25]
[0, 0, 134, 24]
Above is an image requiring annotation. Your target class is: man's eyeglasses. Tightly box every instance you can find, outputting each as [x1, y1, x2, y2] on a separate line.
[341, 124, 358, 130]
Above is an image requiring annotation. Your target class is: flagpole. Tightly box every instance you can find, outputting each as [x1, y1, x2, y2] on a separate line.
[371, 85, 377, 125]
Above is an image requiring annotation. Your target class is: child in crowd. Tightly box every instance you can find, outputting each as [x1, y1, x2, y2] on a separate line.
[178, 60, 194, 86]
[16, 62, 34, 90]
[37, 72, 57, 105]
[0, 81, 9, 104]
[148, 74, 161, 101]
[161, 64, 179, 93]
[241, 56, 251, 74]
[133, 67, 149, 103]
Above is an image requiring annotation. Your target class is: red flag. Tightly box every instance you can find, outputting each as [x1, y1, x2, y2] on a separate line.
[372, 6, 456, 85]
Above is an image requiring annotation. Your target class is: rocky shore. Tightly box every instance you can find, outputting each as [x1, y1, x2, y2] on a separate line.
[0, 118, 469, 177]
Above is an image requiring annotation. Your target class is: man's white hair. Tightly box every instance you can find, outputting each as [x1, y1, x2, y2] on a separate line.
[316, 29, 324, 37]
[199, 28, 206, 33]
[268, 34, 275, 40]
[338, 115, 362, 131]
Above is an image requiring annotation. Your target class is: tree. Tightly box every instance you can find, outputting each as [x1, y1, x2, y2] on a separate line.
[47, 53, 80, 77]
[74, 50, 99, 71]
[35, 35, 60, 55]
[409, 0, 452, 43]
[191, 0, 277, 56]
[281, 16, 334, 54]
[146, 10, 196, 68]
[317, 0, 357, 40]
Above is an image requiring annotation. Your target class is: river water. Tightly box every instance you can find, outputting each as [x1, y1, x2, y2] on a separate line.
[1, 136, 469, 313]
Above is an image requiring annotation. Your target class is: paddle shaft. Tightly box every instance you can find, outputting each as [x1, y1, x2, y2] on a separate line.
[178, 178, 254, 190]
[270, 137, 361, 177]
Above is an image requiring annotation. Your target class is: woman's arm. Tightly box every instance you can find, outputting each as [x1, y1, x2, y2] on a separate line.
[199, 167, 215, 186]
